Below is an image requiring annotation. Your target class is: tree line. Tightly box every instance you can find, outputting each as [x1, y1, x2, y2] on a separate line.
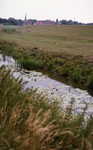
[57, 19, 93, 25]
[0, 17, 38, 26]
[0, 17, 23, 25]
[0, 17, 93, 26]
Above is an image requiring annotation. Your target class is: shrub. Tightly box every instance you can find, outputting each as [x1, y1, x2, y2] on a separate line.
[19, 58, 42, 70]
[2, 25, 16, 33]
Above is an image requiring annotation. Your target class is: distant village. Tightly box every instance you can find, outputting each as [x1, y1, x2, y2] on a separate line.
[24, 20, 56, 25]
[0, 15, 93, 26]
[23, 14, 56, 25]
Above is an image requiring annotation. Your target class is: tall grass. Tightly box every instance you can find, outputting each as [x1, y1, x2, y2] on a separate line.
[0, 66, 93, 149]
[19, 57, 42, 70]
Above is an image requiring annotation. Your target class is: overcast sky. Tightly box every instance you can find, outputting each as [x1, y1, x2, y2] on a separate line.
[0, 0, 93, 23]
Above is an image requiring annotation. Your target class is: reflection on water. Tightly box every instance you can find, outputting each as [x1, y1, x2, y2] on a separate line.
[0, 54, 17, 67]
[48, 72, 93, 97]
[0, 53, 93, 117]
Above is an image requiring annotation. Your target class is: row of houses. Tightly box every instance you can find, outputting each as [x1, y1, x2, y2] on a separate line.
[24, 20, 55, 25]
[36, 20, 55, 25]
[24, 16, 55, 25]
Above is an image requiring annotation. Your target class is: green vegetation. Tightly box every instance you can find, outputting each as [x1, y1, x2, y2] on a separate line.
[0, 66, 93, 150]
[2, 25, 17, 33]
[0, 25, 93, 149]
[0, 17, 23, 26]
[19, 57, 42, 70]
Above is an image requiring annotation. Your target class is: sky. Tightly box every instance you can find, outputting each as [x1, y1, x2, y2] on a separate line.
[0, 0, 93, 23]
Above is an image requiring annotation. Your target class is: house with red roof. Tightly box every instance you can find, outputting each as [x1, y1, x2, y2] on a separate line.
[36, 20, 55, 25]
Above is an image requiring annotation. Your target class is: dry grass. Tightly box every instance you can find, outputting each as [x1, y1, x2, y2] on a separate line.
[0, 67, 93, 150]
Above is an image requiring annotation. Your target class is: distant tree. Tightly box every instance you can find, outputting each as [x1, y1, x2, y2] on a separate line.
[0, 17, 23, 25]
[8, 17, 17, 25]
[8, 18, 23, 25]
[68, 20, 73, 25]
[18, 19, 23, 25]
[56, 18, 58, 23]
[0, 18, 8, 24]
[73, 21, 78, 25]
[87, 23, 93, 25]
[61, 20, 68, 25]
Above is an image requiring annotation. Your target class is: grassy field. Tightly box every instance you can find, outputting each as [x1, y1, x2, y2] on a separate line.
[0, 25, 93, 56]
[0, 25, 93, 88]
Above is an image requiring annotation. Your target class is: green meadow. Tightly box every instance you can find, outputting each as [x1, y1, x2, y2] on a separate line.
[0, 25, 93, 149]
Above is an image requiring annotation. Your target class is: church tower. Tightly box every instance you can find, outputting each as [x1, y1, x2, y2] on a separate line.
[24, 14, 27, 25]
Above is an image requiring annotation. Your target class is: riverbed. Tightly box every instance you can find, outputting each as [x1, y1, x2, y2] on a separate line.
[0, 53, 93, 118]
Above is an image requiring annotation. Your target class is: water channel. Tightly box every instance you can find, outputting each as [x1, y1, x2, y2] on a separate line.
[0, 53, 93, 119]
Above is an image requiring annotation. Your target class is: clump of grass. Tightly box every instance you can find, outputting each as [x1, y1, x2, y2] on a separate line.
[0, 66, 93, 149]
[47, 61, 55, 71]
[19, 58, 42, 70]
[72, 66, 82, 81]
[2, 25, 17, 33]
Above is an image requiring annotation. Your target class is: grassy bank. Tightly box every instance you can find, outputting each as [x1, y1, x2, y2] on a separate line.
[0, 66, 93, 149]
[0, 25, 93, 88]
[0, 40, 93, 88]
